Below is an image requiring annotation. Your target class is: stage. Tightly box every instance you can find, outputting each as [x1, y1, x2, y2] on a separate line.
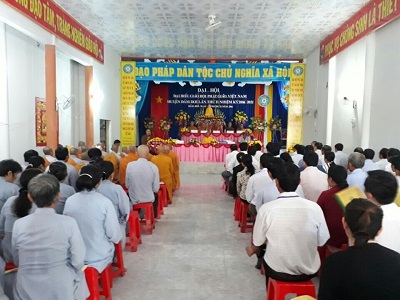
[180, 162, 224, 174]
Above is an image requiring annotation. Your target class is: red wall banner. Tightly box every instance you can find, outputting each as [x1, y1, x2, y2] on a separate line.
[2, 0, 104, 63]
[320, 0, 400, 64]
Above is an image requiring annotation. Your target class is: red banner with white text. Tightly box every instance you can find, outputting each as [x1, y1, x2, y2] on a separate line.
[2, 0, 104, 63]
[320, 0, 400, 64]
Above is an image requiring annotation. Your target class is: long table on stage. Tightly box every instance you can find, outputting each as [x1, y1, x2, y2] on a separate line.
[181, 132, 242, 143]
[173, 144, 231, 162]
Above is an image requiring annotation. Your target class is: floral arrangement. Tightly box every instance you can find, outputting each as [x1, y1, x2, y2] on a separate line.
[268, 115, 282, 130]
[243, 128, 252, 135]
[248, 140, 263, 147]
[166, 138, 176, 145]
[233, 111, 248, 125]
[180, 127, 189, 134]
[147, 137, 165, 146]
[249, 116, 268, 132]
[210, 140, 219, 146]
[159, 117, 173, 132]
[175, 110, 190, 126]
[188, 138, 201, 146]
[144, 115, 156, 131]
[194, 108, 225, 127]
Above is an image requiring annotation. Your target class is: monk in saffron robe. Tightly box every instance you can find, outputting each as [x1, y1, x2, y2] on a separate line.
[166, 144, 180, 190]
[151, 145, 174, 203]
[103, 143, 120, 184]
[119, 145, 139, 187]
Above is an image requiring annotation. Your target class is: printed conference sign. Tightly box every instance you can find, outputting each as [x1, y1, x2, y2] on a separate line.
[286, 64, 305, 151]
[121, 62, 137, 146]
[134, 62, 292, 82]
[320, 0, 400, 64]
[3, 0, 104, 63]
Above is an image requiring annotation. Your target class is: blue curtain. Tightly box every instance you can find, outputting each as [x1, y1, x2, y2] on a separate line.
[137, 82, 153, 144]
[276, 80, 289, 110]
[272, 82, 288, 145]
[135, 80, 150, 115]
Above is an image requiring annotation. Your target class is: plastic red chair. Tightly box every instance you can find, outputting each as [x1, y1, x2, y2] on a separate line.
[239, 201, 253, 233]
[266, 279, 316, 300]
[157, 189, 164, 218]
[125, 211, 142, 252]
[159, 184, 168, 207]
[132, 202, 155, 235]
[234, 197, 241, 221]
[111, 242, 125, 283]
[85, 265, 112, 300]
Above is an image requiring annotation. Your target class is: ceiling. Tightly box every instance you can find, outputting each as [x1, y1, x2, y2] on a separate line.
[54, 0, 370, 59]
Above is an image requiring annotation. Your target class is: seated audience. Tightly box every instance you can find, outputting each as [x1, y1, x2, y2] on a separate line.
[126, 145, 160, 217]
[376, 147, 389, 170]
[0, 159, 22, 212]
[187, 121, 197, 132]
[69, 147, 83, 164]
[48, 162, 75, 214]
[0, 169, 42, 263]
[362, 148, 379, 172]
[322, 151, 336, 173]
[26, 156, 45, 171]
[13, 174, 89, 300]
[266, 142, 280, 157]
[280, 152, 293, 163]
[224, 121, 234, 133]
[103, 143, 121, 183]
[238, 131, 251, 143]
[390, 156, 400, 185]
[166, 144, 180, 190]
[248, 163, 329, 286]
[251, 158, 304, 212]
[313, 141, 323, 162]
[364, 170, 400, 253]
[353, 147, 364, 153]
[96, 161, 130, 248]
[334, 143, 349, 168]
[64, 165, 122, 273]
[22, 149, 39, 169]
[227, 143, 248, 173]
[54, 146, 79, 190]
[229, 152, 245, 197]
[236, 154, 256, 204]
[42, 146, 57, 167]
[141, 129, 153, 145]
[300, 152, 328, 202]
[247, 145, 260, 172]
[385, 148, 400, 174]
[253, 143, 263, 163]
[317, 166, 349, 251]
[347, 152, 367, 192]
[119, 145, 138, 187]
[318, 198, 400, 299]
[245, 153, 274, 205]
[291, 144, 304, 166]
[221, 144, 239, 185]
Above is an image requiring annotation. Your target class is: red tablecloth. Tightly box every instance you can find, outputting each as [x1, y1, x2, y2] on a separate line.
[182, 132, 242, 143]
[173, 144, 230, 162]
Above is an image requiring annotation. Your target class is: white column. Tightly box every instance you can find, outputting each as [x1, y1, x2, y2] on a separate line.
[0, 22, 10, 159]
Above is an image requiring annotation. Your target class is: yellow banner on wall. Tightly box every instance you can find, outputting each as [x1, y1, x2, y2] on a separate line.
[120, 62, 137, 146]
[286, 63, 305, 152]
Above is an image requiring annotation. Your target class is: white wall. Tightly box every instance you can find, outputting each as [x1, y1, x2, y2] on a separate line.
[0, 2, 121, 163]
[304, 17, 400, 156]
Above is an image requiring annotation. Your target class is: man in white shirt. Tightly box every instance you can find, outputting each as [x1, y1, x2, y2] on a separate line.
[347, 152, 368, 192]
[221, 144, 239, 185]
[247, 145, 260, 173]
[290, 144, 304, 166]
[313, 141, 323, 162]
[266, 142, 280, 157]
[227, 143, 248, 173]
[362, 148, 379, 172]
[385, 148, 400, 174]
[376, 148, 389, 170]
[245, 153, 274, 205]
[364, 170, 400, 253]
[300, 152, 328, 202]
[254, 143, 263, 163]
[248, 163, 329, 286]
[333, 143, 349, 168]
[251, 157, 304, 212]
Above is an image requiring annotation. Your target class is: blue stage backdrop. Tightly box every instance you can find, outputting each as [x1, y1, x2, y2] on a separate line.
[167, 82, 255, 138]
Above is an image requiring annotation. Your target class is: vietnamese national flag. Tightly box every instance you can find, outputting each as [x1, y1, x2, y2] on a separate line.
[150, 83, 169, 138]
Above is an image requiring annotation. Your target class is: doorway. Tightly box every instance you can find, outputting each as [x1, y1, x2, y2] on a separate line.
[100, 119, 110, 151]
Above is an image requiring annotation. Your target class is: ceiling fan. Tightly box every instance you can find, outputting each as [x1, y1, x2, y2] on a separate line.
[205, 14, 222, 31]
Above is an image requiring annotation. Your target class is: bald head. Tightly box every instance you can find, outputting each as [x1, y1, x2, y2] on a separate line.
[43, 147, 53, 156]
[128, 145, 137, 153]
[137, 145, 149, 158]
[70, 147, 78, 156]
[121, 146, 128, 154]
[157, 145, 165, 154]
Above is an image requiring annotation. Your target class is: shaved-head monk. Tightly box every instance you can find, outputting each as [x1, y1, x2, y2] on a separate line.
[151, 145, 174, 203]
[119, 145, 139, 187]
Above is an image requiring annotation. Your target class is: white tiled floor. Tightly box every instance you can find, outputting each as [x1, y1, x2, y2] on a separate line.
[112, 173, 265, 300]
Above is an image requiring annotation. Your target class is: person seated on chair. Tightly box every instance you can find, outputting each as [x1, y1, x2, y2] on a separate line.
[236, 154, 256, 204]
[318, 198, 400, 299]
[13, 174, 89, 300]
[48, 162, 75, 215]
[187, 121, 198, 132]
[247, 163, 329, 287]
[224, 122, 235, 133]
[238, 131, 251, 143]
[63, 165, 122, 274]
[126, 145, 160, 217]
[201, 131, 215, 144]
[236, 123, 245, 133]
[0, 159, 22, 212]
[96, 161, 130, 249]
[229, 152, 245, 197]
[151, 145, 174, 204]
[141, 129, 153, 145]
